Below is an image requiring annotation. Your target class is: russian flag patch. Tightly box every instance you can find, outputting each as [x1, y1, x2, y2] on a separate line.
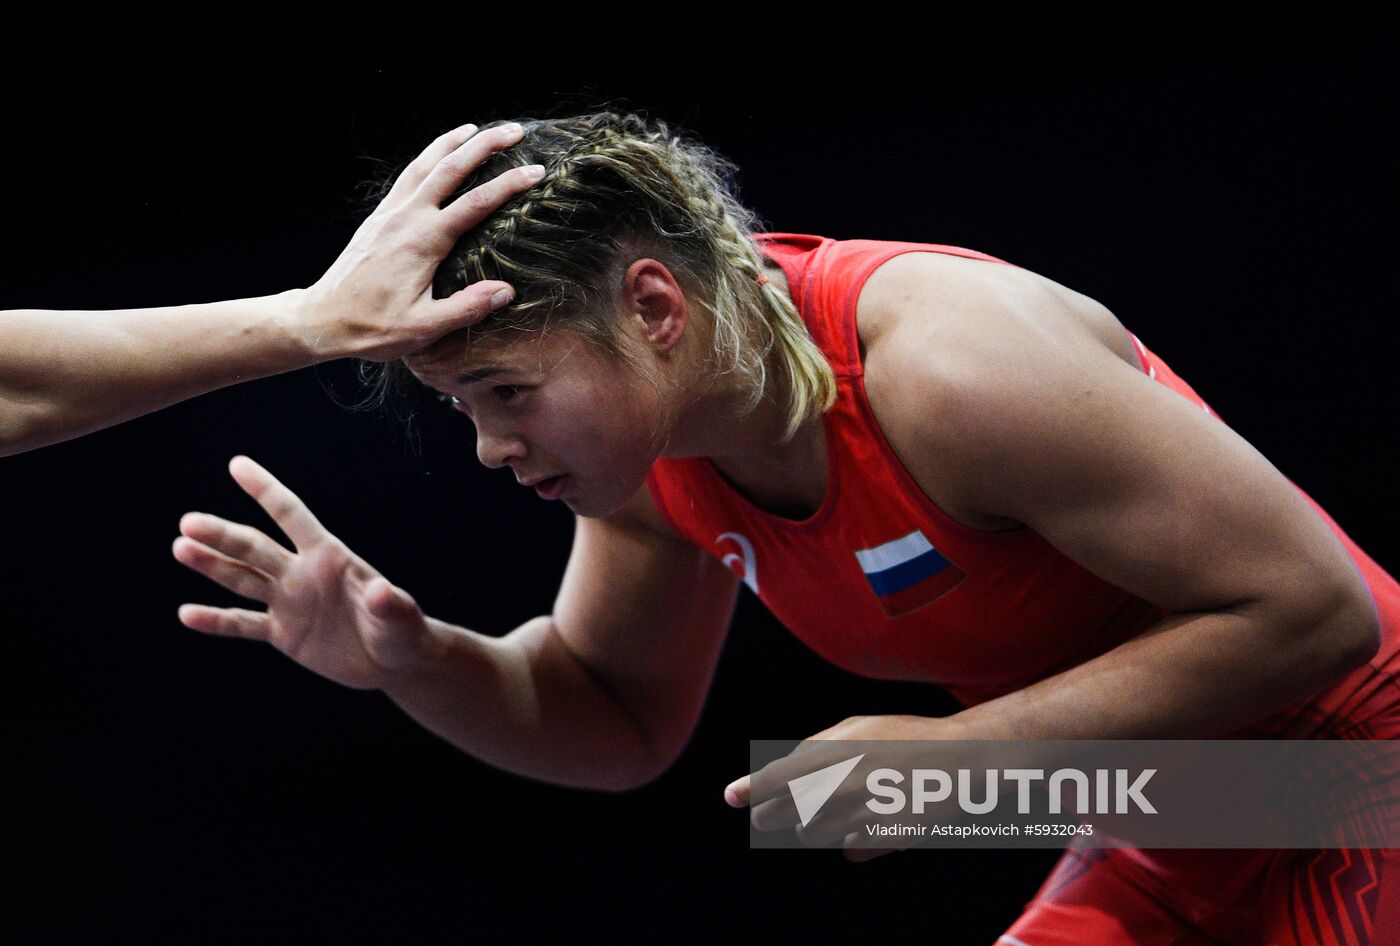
[854, 530, 966, 617]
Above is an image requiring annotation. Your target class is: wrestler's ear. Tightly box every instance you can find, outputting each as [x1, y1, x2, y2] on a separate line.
[621, 258, 688, 354]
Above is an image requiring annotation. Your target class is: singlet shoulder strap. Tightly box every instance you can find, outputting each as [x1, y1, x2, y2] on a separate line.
[753, 233, 1020, 378]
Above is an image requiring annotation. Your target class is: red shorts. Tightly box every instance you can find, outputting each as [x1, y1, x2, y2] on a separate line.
[1001, 844, 1400, 946]
[1000, 533, 1400, 945]
[1002, 702, 1400, 945]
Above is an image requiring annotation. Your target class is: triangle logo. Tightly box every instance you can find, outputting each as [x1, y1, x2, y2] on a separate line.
[788, 754, 866, 828]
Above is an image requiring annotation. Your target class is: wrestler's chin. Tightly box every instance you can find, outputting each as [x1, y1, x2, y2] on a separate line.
[562, 479, 630, 521]
[564, 492, 608, 519]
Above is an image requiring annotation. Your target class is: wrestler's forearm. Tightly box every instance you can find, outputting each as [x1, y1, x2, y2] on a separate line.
[942, 595, 1378, 742]
[0, 290, 315, 457]
[380, 615, 658, 793]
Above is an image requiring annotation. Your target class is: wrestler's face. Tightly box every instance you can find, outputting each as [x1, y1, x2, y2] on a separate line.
[405, 326, 671, 519]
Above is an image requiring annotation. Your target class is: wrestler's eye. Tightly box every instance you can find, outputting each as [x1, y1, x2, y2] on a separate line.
[493, 385, 525, 403]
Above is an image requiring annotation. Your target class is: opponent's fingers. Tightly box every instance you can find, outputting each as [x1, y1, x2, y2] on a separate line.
[377, 121, 480, 212]
[179, 511, 292, 578]
[415, 280, 517, 340]
[172, 536, 274, 604]
[417, 121, 526, 210]
[438, 161, 546, 238]
[177, 604, 271, 642]
[226, 456, 328, 550]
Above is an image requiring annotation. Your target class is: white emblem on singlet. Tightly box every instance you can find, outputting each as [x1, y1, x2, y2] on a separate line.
[715, 531, 759, 594]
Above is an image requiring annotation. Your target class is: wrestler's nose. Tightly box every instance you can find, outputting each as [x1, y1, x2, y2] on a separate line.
[475, 423, 527, 470]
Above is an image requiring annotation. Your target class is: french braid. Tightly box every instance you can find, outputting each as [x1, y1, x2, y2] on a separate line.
[365, 111, 837, 443]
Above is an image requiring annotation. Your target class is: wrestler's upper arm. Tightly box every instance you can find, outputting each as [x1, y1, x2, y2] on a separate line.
[875, 282, 1377, 649]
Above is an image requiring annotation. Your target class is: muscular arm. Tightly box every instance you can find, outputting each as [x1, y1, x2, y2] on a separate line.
[379, 614, 660, 793]
[174, 459, 722, 794]
[363, 487, 739, 791]
[873, 273, 1380, 741]
[0, 292, 311, 456]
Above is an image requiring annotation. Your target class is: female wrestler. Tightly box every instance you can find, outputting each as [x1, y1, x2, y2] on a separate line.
[170, 112, 1400, 943]
[0, 122, 535, 458]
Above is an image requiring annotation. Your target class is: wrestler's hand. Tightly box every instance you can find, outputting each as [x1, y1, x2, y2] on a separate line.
[295, 121, 544, 362]
[172, 455, 439, 692]
[724, 714, 964, 862]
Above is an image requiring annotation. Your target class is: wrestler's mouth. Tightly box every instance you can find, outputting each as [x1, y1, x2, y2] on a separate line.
[533, 475, 567, 500]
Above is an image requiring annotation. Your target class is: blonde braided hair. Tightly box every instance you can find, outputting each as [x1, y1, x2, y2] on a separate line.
[368, 111, 837, 443]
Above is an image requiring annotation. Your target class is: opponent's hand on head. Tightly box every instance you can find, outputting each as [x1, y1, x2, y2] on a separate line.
[296, 121, 546, 362]
[172, 456, 440, 691]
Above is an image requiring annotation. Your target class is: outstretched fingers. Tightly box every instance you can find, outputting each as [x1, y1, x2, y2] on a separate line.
[172, 536, 275, 604]
[227, 456, 328, 551]
[177, 604, 271, 642]
[179, 511, 291, 578]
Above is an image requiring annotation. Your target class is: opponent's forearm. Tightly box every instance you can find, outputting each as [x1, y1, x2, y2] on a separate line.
[381, 615, 657, 793]
[0, 290, 314, 456]
[946, 594, 1378, 742]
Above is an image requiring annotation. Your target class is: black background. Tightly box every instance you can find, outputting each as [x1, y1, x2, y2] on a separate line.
[1, 27, 1396, 945]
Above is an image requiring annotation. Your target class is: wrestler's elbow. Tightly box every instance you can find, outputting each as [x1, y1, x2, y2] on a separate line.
[1336, 591, 1383, 671]
[0, 399, 37, 457]
[1290, 572, 1382, 679]
[0, 398, 61, 458]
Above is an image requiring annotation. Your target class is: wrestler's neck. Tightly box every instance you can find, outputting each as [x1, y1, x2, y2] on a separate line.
[662, 261, 826, 479]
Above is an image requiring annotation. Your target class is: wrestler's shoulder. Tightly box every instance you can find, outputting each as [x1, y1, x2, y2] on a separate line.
[853, 247, 1137, 369]
[852, 250, 1143, 532]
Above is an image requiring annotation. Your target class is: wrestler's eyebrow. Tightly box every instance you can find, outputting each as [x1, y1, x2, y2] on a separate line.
[456, 367, 514, 384]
